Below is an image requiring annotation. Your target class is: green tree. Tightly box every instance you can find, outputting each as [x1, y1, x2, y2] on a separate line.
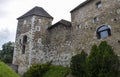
[87, 41, 120, 77]
[0, 41, 14, 63]
[70, 50, 88, 77]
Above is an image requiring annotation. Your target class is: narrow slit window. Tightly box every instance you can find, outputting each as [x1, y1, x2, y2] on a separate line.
[22, 45, 25, 54]
[35, 26, 41, 31]
[23, 35, 27, 44]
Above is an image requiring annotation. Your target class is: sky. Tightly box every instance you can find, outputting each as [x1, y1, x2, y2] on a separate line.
[0, 0, 85, 49]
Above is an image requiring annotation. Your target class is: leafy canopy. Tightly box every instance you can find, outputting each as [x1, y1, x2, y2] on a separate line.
[87, 41, 120, 77]
[70, 41, 120, 77]
[70, 50, 88, 77]
[0, 41, 14, 63]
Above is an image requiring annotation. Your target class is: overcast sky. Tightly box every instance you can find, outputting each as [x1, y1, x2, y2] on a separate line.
[0, 0, 85, 49]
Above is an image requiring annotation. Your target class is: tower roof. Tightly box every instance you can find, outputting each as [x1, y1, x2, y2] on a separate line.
[17, 6, 53, 19]
[48, 19, 71, 30]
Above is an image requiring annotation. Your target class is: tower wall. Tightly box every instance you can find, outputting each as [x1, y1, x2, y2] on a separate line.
[13, 15, 52, 75]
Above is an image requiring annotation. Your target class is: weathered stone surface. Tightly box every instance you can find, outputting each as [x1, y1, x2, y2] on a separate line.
[71, 0, 120, 55]
[13, 0, 120, 75]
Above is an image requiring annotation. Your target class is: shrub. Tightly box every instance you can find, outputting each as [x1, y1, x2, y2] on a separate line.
[43, 65, 70, 77]
[23, 62, 51, 77]
[70, 50, 88, 77]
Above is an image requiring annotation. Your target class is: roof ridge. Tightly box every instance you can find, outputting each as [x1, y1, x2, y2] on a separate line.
[17, 6, 53, 19]
[70, 0, 93, 13]
[48, 19, 71, 30]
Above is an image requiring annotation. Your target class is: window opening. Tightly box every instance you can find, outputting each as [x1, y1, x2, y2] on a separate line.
[22, 45, 25, 54]
[96, 1, 102, 9]
[97, 25, 111, 39]
[23, 35, 27, 44]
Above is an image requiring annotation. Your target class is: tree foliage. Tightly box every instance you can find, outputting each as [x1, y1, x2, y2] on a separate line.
[70, 41, 120, 77]
[0, 41, 14, 63]
[87, 41, 120, 77]
[70, 50, 88, 77]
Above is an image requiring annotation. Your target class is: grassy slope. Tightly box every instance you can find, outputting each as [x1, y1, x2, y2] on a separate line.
[0, 61, 20, 77]
[43, 65, 70, 77]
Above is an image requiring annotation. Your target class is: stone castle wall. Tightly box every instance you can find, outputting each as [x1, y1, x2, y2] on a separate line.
[13, 0, 120, 75]
[71, 0, 120, 55]
[45, 24, 73, 66]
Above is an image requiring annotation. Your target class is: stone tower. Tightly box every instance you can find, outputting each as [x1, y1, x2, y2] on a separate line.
[12, 6, 53, 75]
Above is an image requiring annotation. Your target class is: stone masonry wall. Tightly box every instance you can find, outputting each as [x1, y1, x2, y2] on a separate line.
[13, 15, 53, 75]
[13, 0, 120, 75]
[71, 0, 120, 55]
[45, 24, 74, 66]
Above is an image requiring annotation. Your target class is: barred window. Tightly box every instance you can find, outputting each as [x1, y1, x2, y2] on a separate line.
[97, 25, 111, 39]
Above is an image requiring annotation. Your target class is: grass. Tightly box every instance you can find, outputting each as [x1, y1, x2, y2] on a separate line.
[0, 61, 20, 77]
[43, 65, 70, 77]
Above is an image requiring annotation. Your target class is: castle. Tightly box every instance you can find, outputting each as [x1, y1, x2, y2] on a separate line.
[13, 0, 120, 75]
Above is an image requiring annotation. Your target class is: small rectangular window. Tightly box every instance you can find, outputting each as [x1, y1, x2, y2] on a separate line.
[93, 17, 99, 23]
[96, 1, 102, 9]
[35, 26, 41, 31]
[76, 24, 81, 30]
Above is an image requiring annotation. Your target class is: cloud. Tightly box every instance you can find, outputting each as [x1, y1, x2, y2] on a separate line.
[0, 0, 10, 18]
[0, 0, 12, 4]
[0, 28, 10, 49]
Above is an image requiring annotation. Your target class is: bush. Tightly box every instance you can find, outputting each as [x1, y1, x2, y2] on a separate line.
[43, 65, 70, 77]
[23, 61, 70, 77]
[70, 50, 88, 77]
[23, 62, 51, 77]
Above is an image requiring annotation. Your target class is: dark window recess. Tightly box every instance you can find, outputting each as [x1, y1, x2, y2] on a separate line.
[23, 35, 27, 44]
[22, 45, 25, 54]
[113, 18, 117, 21]
[19, 39, 21, 44]
[118, 40, 120, 43]
[77, 25, 81, 29]
[96, 1, 102, 9]
[97, 25, 111, 39]
[93, 17, 99, 23]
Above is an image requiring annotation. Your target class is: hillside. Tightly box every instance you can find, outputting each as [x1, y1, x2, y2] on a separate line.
[0, 61, 20, 77]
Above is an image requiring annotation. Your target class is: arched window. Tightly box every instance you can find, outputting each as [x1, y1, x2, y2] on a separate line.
[97, 25, 111, 39]
[22, 45, 25, 54]
[22, 35, 27, 54]
[23, 35, 27, 44]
